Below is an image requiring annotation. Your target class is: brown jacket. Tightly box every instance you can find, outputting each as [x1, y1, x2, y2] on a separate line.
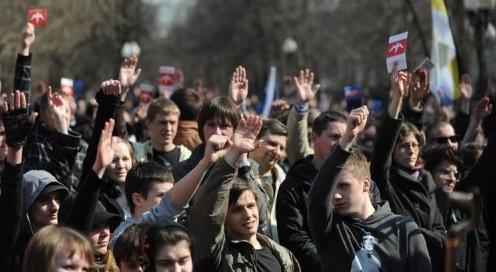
[174, 120, 202, 151]
[189, 159, 300, 272]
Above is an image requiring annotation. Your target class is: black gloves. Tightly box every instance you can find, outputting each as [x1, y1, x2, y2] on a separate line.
[2, 108, 31, 148]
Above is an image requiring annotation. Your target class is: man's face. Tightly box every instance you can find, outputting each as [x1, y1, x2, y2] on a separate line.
[312, 121, 346, 163]
[107, 142, 133, 185]
[250, 133, 287, 170]
[147, 113, 179, 149]
[89, 225, 110, 256]
[30, 190, 63, 230]
[154, 240, 193, 272]
[135, 182, 173, 216]
[225, 190, 259, 241]
[331, 171, 368, 218]
[202, 118, 234, 143]
[393, 133, 420, 168]
[432, 160, 459, 193]
[429, 123, 458, 150]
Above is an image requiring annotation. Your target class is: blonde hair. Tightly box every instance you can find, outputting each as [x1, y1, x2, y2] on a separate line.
[343, 150, 370, 181]
[146, 97, 180, 122]
[23, 225, 95, 271]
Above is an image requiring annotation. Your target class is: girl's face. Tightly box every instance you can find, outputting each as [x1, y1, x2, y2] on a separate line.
[154, 240, 193, 272]
[107, 141, 133, 185]
[53, 251, 91, 272]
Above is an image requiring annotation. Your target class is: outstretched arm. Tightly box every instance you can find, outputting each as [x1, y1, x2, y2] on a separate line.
[370, 71, 410, 188]
[80, 80, 122, 182]
[0, 91, 33, 266]
[308, 106, 369, 246]
[14, 23, 35, 94]
[287, 69, 319, 164]
[66, 119, 117, 234]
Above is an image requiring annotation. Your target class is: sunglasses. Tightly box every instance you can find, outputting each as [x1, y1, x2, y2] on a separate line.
[432, 135, 458, 144]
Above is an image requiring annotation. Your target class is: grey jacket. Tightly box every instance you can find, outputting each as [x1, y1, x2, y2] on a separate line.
[189, 158, 300, 272]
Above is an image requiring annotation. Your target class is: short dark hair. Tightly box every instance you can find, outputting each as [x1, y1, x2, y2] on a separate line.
[258, 119, 287, 139]
[425, 121, 451, 143]
[312, 110, 347, 136]
[145, 222, 192, 264]
[170, 88, 202, 121]
[423, 145, 462, 173]
[228, 180, 258, 208]
[125, 162, 174, 213]
[113, 224, 148, 267]
[197, 97, 241, 141]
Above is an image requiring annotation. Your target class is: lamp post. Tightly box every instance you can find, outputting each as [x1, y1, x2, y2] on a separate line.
[121, 41, 141, 58]
[464, 0, 495, 95]
[281, 37, 298, 77]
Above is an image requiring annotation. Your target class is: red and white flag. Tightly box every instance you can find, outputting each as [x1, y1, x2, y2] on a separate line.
[60, 77, 74, 97]
[28, 9, 48, 27]
[158, 66, 175, 98]
[386, 32, 408, 73]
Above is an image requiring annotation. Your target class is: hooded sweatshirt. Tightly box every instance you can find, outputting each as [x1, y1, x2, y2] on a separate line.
[308, 145, 432, 272]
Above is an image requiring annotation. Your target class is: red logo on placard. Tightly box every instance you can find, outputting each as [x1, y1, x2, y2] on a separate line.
[387, 40, 407, 57]
[28, 9, 47, 27]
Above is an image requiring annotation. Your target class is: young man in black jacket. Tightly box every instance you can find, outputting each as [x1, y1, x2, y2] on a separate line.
[308, 105, 432, 272]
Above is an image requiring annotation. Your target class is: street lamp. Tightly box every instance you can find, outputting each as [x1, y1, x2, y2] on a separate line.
[281, 37, 298, 77]
[464, 0, 495, 95]
[121, 41, 141, 58]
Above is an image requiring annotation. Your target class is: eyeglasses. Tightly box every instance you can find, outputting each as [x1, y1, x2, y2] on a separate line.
[434, 168, 460, 181]
[397, 142, 419, 150]
[432, 135, 458, 144]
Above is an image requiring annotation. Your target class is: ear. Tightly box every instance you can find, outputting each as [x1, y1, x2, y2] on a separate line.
[362, 177, 371, 192]
[131, 192, 144, 209]
[310, 131, 318, 142]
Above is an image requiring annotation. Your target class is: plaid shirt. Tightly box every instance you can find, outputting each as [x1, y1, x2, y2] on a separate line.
[23, 120, 87, 193]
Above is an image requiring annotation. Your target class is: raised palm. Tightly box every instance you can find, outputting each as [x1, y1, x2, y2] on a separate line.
[229, 66, 248, 105]
[294, 69, 319, 103]
[119, 55, 142, 88]
[460, 74, 473, 99]
[96, 119, 117, 169]
[231, 115, 263, 153]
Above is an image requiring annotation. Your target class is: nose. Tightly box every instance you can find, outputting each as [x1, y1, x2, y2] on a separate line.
[49, 198, 60, 211]
[333, 193, 342, 200]
[214, 126, 223, 135]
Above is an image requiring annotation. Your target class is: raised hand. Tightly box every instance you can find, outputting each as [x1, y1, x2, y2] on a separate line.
[473, 96, 492, 122]
[119, 55, 142, 91]
[92, 119, 117, 178]
[460, 74, 473, 100]
[100, 79, 122, 97]
[340, 106, 369, 150]
[204, 134, 231, 164]
[294, 69, 319, 104]
[409, 69, 430, 108]
[46, 87, 69, 134]
[1, 90, 36, 148]
[229, 66, 248, 105]
[231, 115, 263, 155]
[389, 70, 411, 118]
[20, 23, 35, 56]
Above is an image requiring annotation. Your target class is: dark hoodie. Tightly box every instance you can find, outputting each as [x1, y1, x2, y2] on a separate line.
[308, 145, 432, 272]
[275, 155, 320, 271]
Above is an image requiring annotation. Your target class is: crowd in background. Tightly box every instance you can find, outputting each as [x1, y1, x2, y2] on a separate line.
[0, 22, 495, 272]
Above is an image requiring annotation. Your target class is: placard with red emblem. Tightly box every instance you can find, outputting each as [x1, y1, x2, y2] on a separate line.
[386, 32, 408, 73]
[28, 9, 48, 27]
[158, 66, 175, 98]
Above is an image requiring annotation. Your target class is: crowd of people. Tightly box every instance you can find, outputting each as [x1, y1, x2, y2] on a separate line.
[0, 22, 495, 272]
